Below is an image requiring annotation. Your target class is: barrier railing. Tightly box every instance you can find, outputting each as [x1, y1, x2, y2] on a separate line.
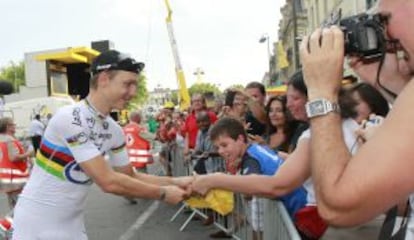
[263, 199, 301, 240]
[167, 142, 300, 240]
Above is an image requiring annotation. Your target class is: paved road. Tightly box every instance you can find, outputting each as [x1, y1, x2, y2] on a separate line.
[84, 185, 217, 240]
[84, 154, 217, 240]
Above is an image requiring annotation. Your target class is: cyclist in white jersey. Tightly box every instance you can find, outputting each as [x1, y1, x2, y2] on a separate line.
[298, 0, 414, 239]
[12, 50, 191, 239]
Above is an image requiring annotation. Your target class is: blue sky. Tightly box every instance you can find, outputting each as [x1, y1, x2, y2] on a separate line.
[0, 0, 283, 91]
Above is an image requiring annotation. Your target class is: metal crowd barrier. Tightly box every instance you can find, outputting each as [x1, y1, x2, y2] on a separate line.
[167, 142, 301, 240]
[263, 199, 301, 240]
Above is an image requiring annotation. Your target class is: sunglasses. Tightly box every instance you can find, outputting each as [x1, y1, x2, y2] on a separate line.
[93, 53, 145, 75]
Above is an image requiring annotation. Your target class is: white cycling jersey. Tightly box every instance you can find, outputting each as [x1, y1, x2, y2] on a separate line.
[12, 99, 129, 239]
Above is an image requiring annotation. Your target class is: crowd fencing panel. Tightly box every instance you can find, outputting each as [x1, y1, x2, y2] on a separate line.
[168, 143, 300, 239]
[263, 199, 301, 240]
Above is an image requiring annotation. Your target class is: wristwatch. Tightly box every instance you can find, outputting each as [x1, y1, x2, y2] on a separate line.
[305, 98, 340, 118]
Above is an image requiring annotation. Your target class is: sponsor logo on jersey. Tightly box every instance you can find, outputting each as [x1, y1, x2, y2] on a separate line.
[66, 132, 88, 146]
[72, 108, 82, 126]
[64, 161, 92, 185]
[86, 117, 95, 129]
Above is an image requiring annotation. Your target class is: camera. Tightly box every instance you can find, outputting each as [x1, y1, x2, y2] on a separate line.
[324, 10, 390, 59]
[340, 13, 389, 59]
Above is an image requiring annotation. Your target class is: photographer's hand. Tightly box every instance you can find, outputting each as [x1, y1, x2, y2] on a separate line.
[300, 26, 344, 99]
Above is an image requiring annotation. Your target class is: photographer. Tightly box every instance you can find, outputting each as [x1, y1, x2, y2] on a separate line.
[299, 0, 414, 237]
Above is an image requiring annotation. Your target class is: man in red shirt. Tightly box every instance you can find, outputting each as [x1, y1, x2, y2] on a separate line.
[183, 94, 217, 155]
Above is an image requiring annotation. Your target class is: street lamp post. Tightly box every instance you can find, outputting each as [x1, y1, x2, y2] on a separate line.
[193, 67, 205, 84]
[259, 33, 272, 84]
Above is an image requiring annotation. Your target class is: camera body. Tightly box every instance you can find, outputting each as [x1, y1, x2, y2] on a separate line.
[324, 11, 389, 59]
[339, 13, 388, 59]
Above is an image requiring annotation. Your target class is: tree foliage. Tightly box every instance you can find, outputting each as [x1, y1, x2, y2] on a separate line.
[170, 90, 178, 105]
[226, 84, 244, 90]
[127, 73, 149, 110]
[188, 82, 221, 97]
[0, 61, 25, 93]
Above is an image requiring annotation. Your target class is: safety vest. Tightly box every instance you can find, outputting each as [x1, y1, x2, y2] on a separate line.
[0, 139, 30, 191]
[123, 123, 153, 169]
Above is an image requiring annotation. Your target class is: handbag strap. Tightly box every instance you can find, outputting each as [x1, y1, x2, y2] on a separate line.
[378, 206, 398, 240]
[378, 201, 411, 240]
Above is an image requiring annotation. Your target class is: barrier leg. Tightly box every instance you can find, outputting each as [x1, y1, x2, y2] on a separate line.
[170, 203, 187, 222]
[179, 208, 208, 232]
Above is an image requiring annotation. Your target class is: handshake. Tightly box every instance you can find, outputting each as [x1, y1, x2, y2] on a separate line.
[162, 173, 222, 205]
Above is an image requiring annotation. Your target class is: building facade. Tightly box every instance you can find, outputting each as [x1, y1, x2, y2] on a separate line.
[273, 0, 308, 85]
[269, 0, 379, 87]
[305, 0, 376, 32]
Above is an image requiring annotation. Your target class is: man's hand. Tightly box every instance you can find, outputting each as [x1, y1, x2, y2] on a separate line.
[191, 173, 222, 196]
[172, 176, 195, 190]
[163, 185, 189, 204]
[300, 26, 345, 99]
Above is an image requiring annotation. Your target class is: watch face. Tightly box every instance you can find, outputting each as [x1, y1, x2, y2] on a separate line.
[307, 100, 325, 117]
[306, 99, 339, 118]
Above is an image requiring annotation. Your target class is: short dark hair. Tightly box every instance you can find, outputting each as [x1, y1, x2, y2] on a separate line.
[245, 81, 266, 96]
[288, 70, 308, 97]
[210, 117, 247, 143]
[196, 111, 210, 122]
[0, 117, 13, 133]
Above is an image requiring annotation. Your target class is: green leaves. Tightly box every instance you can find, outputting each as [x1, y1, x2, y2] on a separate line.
[188, 82, 220, 96]
[127, 73, 149, 110]
[0, 61, 25, 93]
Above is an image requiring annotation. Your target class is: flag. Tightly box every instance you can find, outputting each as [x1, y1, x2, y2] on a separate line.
[277, 42, 289, 69]
[186, 189, 234, 216]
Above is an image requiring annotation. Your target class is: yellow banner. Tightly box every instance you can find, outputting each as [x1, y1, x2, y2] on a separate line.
[277, 42, 289, 69]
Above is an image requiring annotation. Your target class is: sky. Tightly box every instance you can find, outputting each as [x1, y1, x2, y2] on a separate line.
[0, 0, 284, 91]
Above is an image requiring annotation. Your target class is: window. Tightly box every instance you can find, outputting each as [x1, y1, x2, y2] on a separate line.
[294, 0, 304, 13]
[366, 0, 377, 9]
[50, 71, 68, 96]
